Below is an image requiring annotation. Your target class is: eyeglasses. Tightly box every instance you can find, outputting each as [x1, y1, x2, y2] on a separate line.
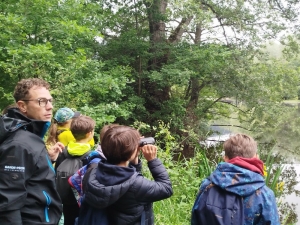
[22, 98, 55, 107]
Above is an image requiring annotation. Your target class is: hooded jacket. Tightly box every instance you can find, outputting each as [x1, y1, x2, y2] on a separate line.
[83, 158, 173, 225]
[54, 141, 92, 202]
[54, 141, 92, 171]
[57, 127, 95, 147]
[0, 108, 62, 225]
[191, 160, 280, 225]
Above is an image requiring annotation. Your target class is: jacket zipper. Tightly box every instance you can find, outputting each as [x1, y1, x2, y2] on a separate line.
[43, 191, 51, 223]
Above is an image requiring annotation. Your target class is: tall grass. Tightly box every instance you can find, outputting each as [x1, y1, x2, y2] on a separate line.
[149, 150, 208, 224]
[264, 147, 285, 197]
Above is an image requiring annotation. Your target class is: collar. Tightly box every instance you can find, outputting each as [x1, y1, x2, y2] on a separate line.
[228, 156, 264, 176]
[7, 108, 50, 139]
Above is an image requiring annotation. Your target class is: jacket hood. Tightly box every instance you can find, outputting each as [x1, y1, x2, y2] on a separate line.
[0, 108, 31, 144]
[0, 108, 51, 144]
[3, 108, 51, 140]
[96, 161, 136, 186]
[210, 162, 265, 197]
[84, 161, 138, 209]
[228, 157, 264, 176]
[67, 141, 91, 156]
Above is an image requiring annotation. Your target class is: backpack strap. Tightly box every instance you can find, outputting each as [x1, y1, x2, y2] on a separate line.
[62, 146, 69, 158]
[141, 203, 151, 225]
[80, 151, 93, 166]
[205, 183, 215, 191]
[54, 147, 69, 171]
[82, 162, 99, 194]
[141, 209, 146, 225]
[196, 176, 214, 196]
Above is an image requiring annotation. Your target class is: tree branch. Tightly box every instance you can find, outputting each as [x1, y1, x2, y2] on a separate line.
[168, 16, 193, 44]
[200, 1, 228, 45]
[201, 96, 224, 114]
[187, 31, 195, 43]
[217, 100, 249, 114]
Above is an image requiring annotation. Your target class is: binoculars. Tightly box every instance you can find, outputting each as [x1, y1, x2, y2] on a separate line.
[139, 137, 155, 147]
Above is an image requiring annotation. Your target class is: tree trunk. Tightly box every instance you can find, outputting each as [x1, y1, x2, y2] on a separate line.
[182, 23, 203, 157]
[142, 0, 170, 113]
[186, 22, 203, 111]
[144, 0, 193, 114]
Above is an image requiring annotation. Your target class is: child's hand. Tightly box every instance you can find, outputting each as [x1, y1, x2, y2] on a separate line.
[141, 145, 157, 161]
[48, 142, 65, 160]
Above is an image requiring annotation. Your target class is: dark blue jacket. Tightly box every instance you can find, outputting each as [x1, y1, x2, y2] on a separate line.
[191, 162, 280, 225]
[84, 158, 173, 225]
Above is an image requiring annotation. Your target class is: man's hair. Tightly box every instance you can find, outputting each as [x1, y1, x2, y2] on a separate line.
[13, 78, 50, 102]
[99, 123, 119, 143]
[70, 115, 95, 141]
[101, 125, 140, 165]
[223, 133, 257, 159]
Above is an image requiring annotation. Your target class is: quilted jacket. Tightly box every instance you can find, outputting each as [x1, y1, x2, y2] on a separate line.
[83, 158, 173, 225]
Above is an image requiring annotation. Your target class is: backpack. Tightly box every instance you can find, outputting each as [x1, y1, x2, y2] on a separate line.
[191, 179, 244, 225]
[76, 198, 109, 225]
[75, 163, 109, 225]
[56, 148, 91, 204]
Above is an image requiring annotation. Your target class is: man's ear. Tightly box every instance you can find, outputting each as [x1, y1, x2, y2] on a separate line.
[17, 101, 27, 113]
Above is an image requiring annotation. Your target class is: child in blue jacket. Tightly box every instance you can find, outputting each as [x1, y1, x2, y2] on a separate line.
[191, 133, 280, 225]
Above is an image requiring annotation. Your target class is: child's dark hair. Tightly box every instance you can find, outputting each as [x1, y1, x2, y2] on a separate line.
[99, 123, 119, 143]
[101, 125, 140, 165]
[71, 116, 95, 141]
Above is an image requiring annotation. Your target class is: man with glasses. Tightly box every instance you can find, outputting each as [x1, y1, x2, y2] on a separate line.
[0, 78, 63, 225]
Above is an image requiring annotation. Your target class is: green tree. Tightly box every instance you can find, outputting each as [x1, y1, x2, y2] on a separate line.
[1, 0, 299, 142]
[91, 0, 299, 140]
[0, 0, 141, 126]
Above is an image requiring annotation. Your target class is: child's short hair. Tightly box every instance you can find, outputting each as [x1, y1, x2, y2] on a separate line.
[223, 133, 257, 159]
[70, 115, 95, 141]
[99, 123, 119, 143]
[101, 125, 140, 164]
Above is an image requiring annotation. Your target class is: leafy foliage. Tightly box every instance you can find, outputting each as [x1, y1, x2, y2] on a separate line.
[1, 1, 300, 223]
